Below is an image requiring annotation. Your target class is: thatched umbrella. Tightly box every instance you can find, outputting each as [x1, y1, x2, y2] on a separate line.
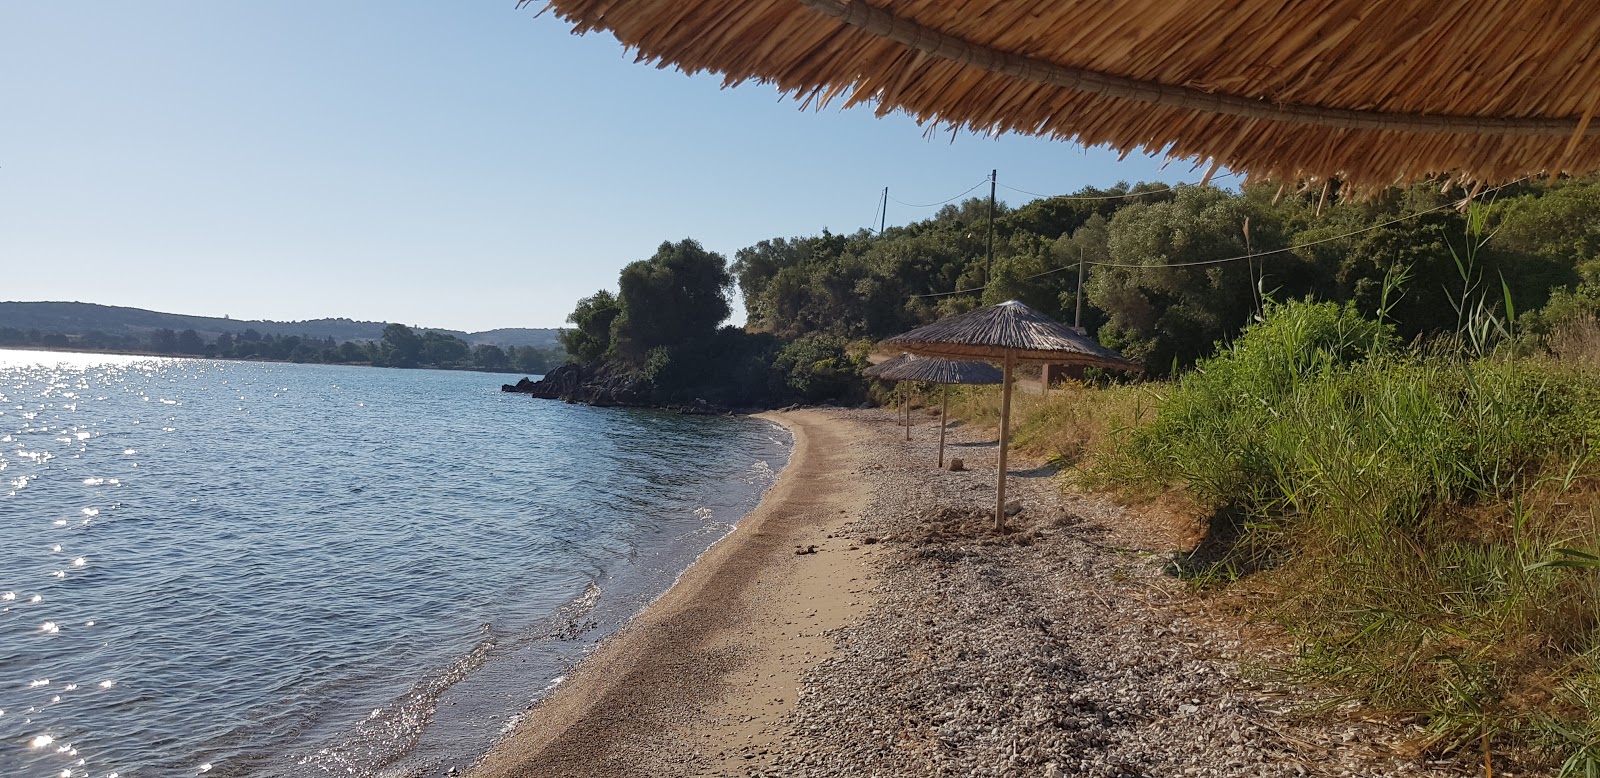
[885, 300, 1140, 530]
[527, 0, 1600, 190]
[863, 353, 1003, 467]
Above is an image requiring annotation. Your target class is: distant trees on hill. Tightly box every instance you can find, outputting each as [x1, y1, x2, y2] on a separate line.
[0, 323, 561, 373]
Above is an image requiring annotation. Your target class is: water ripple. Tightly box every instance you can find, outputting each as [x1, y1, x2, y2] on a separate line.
[0, 349, 788, 778]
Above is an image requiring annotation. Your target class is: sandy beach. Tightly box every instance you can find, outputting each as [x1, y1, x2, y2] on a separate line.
[471, 407, 1471, 778]
[469, 409, 879, 777]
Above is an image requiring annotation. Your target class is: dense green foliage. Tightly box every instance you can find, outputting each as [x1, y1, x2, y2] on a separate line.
[558, 238, 872, 407]
[727, 177, 1600, 375]
[561, 175, 1600, 408]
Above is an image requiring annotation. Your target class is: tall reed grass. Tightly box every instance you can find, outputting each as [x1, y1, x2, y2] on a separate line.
[1101, 300, 1600, 773]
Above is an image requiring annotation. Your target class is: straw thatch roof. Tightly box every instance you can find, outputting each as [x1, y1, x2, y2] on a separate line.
[885, 301, 1142, 370]
[862, 353, 1004, 384]
[531, 0, 1600, 190]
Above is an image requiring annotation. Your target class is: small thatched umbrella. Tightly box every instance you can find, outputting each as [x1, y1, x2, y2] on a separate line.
[863, 353, 1003, 467]
[885, 300, 1140, 530]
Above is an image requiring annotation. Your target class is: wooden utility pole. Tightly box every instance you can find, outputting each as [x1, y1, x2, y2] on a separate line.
[1075, 247, 1086, 330]
[880, 187, 889, 235]
[984, 170, 997, 288]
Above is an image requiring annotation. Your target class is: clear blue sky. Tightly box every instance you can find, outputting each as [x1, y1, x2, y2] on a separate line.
[3, 1, 1203, 331]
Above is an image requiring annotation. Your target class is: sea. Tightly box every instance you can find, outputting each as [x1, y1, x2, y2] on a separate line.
[0, 349, 792, 778]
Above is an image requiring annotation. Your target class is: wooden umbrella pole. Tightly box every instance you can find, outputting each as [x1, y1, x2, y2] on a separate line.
[938, 385, 948, 468]
[995, 353, 1015, 531]
[904, 384, 912, 441]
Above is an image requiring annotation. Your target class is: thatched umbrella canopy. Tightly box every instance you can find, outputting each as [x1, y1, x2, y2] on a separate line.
[863, 353, 1002, 467]
[528, 0, 1600, 190]
[863, 353, 1004, 383]
[885, 300, 1140, 530]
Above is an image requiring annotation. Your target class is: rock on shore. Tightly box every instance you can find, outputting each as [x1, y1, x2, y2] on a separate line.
[501, 363, 652, 407]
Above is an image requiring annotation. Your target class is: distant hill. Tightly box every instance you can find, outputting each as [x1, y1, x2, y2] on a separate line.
[0, 301, 561, 350]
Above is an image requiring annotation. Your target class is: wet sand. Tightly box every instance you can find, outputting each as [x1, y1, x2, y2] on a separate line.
[469, 409, 877, 777]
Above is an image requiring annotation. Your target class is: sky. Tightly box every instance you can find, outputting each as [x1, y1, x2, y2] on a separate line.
[3, 2, 1206, 331]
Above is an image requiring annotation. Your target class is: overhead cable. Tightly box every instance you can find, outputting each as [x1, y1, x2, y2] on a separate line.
[908, 177, 1526, 299]
[888, 180, 990, 208]
[996, 170, 1239, 201]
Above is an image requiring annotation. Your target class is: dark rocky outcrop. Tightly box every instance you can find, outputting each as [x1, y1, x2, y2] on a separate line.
[501, 363, 651, 406]
[502, 363, 728, 413]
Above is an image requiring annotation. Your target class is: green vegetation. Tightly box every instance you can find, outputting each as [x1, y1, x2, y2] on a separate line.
[561, 176, 1600, 411]
[553, 239, 871, 407]
[0, 322, 561, 373]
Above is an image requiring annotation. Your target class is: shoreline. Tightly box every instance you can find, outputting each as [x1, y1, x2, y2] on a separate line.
[468, 408, 878, 777]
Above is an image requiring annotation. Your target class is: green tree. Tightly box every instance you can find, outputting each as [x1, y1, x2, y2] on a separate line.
[150, 328, 178, 353]
[559, 290, 622, 363]
[610, 239, 733, 360]
[1089, 187, 1294, 372]
[176, 329, 205, 355]
[381, 323, 423, 367]
[421, 331, 470, 366]
[473, 344, 510, 370]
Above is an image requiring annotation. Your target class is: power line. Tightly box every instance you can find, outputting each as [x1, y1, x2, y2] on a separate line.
[908, 177, 1527, 299]
[996, 170, 1240, 201]
[888, 180, 990, 209]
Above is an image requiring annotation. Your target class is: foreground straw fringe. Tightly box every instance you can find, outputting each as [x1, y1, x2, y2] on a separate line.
[528, 0, 1600, 189]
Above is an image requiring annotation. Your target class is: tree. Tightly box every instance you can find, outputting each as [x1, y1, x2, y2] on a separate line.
[610, 239, 733, 360]
[559, 290, 622, 363]
[1088, 187, 1293, 372]
[473, 344, 510, 370]
[150, 328, 178, 353]
[381, 323, 423, 367]
[176, 329, 205, 355]
[421, 331, 470, 366]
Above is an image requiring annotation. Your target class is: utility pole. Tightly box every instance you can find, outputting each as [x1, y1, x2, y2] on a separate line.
[880, 187, 888, 235]
[1075, 247, 1086, 331]
[984, 169, 997, 289]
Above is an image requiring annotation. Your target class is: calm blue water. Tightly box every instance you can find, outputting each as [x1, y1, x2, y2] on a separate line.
[0, 349, 790, 778]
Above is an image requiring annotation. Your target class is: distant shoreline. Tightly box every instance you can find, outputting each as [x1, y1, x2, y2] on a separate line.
[0, 344, 535, 376]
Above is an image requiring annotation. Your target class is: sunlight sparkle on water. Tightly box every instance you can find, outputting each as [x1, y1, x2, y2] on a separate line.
[29, 734, 53, 748]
